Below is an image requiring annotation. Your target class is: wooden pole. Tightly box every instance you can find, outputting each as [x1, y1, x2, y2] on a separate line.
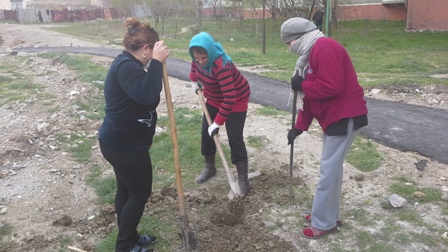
[162, 63, 198, 251]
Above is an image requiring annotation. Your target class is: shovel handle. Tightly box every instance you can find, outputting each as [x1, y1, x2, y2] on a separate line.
[162, 62, 187, 215]
[197, 90, 241, 196]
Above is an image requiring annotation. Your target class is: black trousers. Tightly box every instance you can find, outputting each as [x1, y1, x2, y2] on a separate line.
[99, 142, 153, 252]
[201, 102, 248, 164]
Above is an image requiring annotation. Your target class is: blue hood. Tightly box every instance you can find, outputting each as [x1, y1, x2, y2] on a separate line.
[188, 31, 232, 73]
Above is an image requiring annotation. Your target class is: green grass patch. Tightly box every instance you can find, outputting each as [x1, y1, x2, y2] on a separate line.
[296, 185, 313, 209]
[346, 137, 383, 172]
[0, 222, 13, 251]
[25, 23, 448, 251]
[95, 214, 178, 252]
[74, 94, 105, 120]
[355, 230, 394, 251]
[0, 66, 41, 106]
[246, 135, 269, 149]
[91, 176, 116, 205]
[46, 19, 448, 88]
[56, 133, 95, 163]
[256, 106, 289, 116]
[85, 165, 116, 205]
[345, 208, 375, 227]
[84, 106, 232, 204]
[391, 208, 422, 224]
[58, 235, 72, 247]
[95, 228, 117, 251]
[150, 107, 232, 191]
[0, 222, 12, 237]
[389, 177, 442, 204]
[38, 52, 108, 83]
[442, 206, 448, 216]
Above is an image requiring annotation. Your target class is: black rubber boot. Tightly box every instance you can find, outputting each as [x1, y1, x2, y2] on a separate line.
[195, 155, 216, 183]
[236, 161, 250, 195]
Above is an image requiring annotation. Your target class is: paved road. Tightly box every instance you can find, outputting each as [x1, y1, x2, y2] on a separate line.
[9, 46, 448, 165]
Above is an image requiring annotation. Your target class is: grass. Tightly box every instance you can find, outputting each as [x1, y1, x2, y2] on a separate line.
[256, 106, 289, 116]
[38, 52, 108, 84]
[346, 137, 384, 172]
[389, 177, 442, 204]
[0, 222, 13, 251]
[0, 64, 42, 106]
[89, 106, 217, 251]
[55, 133, 96, 163]
[246, 135, 269, 149]
[45, 18, 448, 88]
[2, 20, 447, 251]
[6, 51, 430, 251]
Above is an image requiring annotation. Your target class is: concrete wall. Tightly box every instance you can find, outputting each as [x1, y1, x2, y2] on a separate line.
[202, 7, 272, 19]
[17, 8, 52, 22]
[335, 3, 406, 21]
[0, 7, 124, 22]
[334, 0, 448, 31]
[406, 0, 448, 31]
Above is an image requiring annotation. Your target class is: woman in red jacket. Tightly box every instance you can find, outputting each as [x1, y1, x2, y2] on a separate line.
[281, 17, 368, 239]
[188, 31, 251, 195]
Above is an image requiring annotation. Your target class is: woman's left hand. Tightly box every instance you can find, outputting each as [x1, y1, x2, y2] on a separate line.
[152, 40, 170, 63]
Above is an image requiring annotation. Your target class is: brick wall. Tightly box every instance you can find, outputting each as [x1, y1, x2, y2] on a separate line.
[406, 0, 448, 31]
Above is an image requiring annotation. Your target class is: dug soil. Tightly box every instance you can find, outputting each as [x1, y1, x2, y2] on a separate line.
[0, 23, 447, 252]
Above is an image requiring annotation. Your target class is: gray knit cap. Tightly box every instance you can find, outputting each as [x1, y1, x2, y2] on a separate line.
[280, 17, 318, 44]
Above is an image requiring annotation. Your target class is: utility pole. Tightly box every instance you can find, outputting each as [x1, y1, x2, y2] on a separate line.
[325, 0, 331, 36]
[262, 0, 266, 53]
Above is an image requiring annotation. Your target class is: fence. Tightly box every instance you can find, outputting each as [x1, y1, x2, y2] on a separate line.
[0, 7, 125, 23]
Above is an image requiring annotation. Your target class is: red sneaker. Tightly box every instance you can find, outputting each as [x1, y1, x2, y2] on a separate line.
[304, 214, 342, 227]
[301, 225, 338, 239]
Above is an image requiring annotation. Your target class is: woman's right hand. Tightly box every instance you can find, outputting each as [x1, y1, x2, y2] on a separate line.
[152, 40, 170, 63]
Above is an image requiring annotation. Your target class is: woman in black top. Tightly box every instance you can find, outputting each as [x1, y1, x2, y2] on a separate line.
[98, 17, 169, 252]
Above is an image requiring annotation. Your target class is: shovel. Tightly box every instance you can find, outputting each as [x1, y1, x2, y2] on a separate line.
[197, 89, 241, 199]
[289, 91, 298, 200]
[162, 62, 198, 251]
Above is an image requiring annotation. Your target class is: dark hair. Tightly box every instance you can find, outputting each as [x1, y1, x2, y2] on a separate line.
[123, 17, 159, 51]
[190, 46, 207, 55]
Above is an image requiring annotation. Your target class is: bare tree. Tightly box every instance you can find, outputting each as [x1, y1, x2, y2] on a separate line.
[280, 0, 314, 18]
[175, 0, 202, 35]
[147, 0, 172, 33]
[328, 0, 338, 36]
[109, 0, 144, 16]
[267, 0, 280, 22]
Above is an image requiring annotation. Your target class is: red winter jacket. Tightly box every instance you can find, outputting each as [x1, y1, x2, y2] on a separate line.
[295, 37, 368, 133]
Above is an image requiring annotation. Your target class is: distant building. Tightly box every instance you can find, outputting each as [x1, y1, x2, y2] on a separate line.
[335, 0, 448, 31]
[1, 0, 12, 9]
[1, 0, 107, 10]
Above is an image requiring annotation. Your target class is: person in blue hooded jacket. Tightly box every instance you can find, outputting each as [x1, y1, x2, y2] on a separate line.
[189, 32, 251, 195]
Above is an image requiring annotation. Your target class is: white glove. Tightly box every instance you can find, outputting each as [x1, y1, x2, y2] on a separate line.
[208, 122, 220, 137]
[191, 82, 203, 95]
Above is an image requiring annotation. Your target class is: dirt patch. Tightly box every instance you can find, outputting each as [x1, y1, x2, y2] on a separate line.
[1, 23, 448, 252]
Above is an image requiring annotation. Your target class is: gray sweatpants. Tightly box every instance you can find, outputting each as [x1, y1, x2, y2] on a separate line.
[310, 118, 360, 230]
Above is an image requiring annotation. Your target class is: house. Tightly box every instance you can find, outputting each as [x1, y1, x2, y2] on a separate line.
[0, 0, 105, 10]
[335, 0, 448, 31]
[0, 0, 12, 9]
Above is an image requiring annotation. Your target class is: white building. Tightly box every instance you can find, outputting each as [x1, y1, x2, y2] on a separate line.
[0, 0, 105, 10]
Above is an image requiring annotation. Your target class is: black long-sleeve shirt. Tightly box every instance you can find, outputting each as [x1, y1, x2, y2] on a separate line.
[98, 51, 163, 151]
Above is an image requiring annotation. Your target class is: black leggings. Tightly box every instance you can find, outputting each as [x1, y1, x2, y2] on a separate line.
[99, 142, 153, 252]
[201, 103, 248, 164]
